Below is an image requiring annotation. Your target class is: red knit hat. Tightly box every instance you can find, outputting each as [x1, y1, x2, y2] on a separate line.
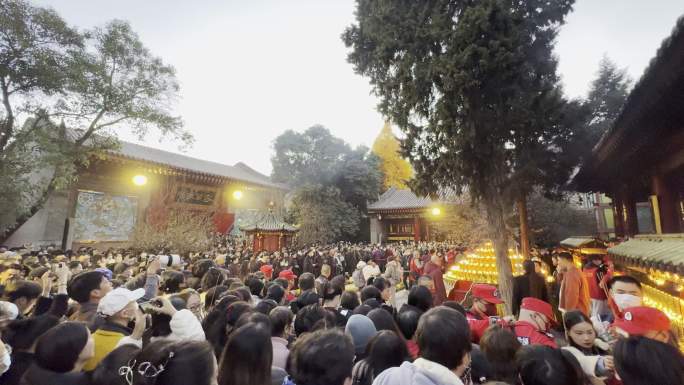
[614, 306, 671, 336]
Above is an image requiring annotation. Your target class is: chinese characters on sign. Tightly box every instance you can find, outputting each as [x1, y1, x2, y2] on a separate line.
[174, 186, 217, 206]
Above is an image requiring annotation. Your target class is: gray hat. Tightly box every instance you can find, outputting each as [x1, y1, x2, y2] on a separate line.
[344, 314, 377, 356]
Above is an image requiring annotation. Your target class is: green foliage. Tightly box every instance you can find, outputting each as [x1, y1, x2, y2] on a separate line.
[344, 0, 578, 308]
[0, 0, 82, 147]
[344, 0, 577, 200]
[271, 125, 350, 187]
[0, 0, 82, 236]
[0, 1, 189, 242]
[288, 185, 361, 245]
[58, 20, 189, 145]
[430, 202, 489, 248]
[272, 125, 382, 243]
[585, 56, 631, 145]
[512, 191, 596, 248]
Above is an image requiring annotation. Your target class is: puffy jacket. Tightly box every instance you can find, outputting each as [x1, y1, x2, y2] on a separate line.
[83, 321, 131, 371]
[372, 358, 464, 385]
[383, 261, 403, 286]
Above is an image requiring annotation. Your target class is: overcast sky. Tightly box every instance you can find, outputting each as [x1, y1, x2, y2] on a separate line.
[34, 0, 684, 175]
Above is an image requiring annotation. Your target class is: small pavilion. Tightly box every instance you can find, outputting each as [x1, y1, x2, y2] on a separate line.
[240, 210, 298, 252]
[367, 187, 437, 243]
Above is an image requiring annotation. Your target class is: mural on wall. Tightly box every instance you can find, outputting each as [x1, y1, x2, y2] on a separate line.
[74, 191, 138, 242]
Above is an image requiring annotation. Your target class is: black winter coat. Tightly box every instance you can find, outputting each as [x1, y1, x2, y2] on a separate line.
[19, 364, 90, 385]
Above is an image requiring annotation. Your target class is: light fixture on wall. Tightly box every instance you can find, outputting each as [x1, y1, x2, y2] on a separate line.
[431, 207, 441, 216]
[232, 190, 243, 200]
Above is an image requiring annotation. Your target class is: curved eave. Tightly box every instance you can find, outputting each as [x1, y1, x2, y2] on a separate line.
[104, 152, 287, 190]
[576, 16, 684, 188]
[368, 206, 431, 214]
[240, 227, 298, 233]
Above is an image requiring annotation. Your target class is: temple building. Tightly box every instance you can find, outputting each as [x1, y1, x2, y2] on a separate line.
[5, 141, 288, 249]
[573, 16, 684, 239]
[573, 16, 684, 347]
[367, 187, 439, 243]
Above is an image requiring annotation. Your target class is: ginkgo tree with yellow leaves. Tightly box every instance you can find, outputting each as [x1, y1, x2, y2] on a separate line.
[371, 121, 413, 190]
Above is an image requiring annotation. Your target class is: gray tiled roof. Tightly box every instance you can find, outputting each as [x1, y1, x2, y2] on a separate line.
[608, 234, 684, 272]
[239, 210, 298, 232]
[368, 187, 433, 211]
[112, 141, 285, 189]
[560, 237, 602, 248]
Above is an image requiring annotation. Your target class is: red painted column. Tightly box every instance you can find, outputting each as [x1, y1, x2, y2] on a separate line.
[414, 216, 421, 242]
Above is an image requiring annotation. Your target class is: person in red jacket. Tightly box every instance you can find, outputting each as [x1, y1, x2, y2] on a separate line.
[512, 297, 558, 348]
[446, 247, 456, 266]
[557, 252, 590, 316]
[422, 251, 446, 306]
[465, 283, 505, 343]
[408, 250, 424, 286]
[582, 254, 612, 321]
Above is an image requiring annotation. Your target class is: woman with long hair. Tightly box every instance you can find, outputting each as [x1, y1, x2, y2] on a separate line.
[479, 325, 521, 384]
[351, 330, 409, 385]
[0, 315, 59, 385]
[561, 310, 614, 385]
[613, 335, 684, 385]
[21, 322, 94, 385]
[218, 322, 272, 385]
[125, 340, 216, 385]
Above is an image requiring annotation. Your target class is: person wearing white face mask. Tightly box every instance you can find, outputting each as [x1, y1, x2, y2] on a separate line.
[589, 275, 643, 343]
[606, 275, 643, 320]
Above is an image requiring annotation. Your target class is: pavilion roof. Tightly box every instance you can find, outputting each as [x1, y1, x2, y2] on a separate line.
[368, 187, 433, 211]
[573, 16, 684, 192]
[109, 141, 286, 190]
[239, 210, 298, 232]
[560, 237, 606, 250]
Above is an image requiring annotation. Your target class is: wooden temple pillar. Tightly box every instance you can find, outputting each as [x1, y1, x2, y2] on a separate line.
[623, 192, 639, 237]
[414, 216, 421, 242]
[612, 193, 626, 238]
[251, 234, 259, 252]
[651, 174, 681, 234]
[425, 221, 430, 242]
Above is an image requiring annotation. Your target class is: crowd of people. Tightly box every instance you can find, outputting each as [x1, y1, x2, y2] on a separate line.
[0, 239, 681, 385]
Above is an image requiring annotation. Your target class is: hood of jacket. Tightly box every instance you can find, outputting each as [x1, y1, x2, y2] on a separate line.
[372, 359, 464, 385]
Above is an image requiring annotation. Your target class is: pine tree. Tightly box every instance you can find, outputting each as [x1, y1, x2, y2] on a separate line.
[586, 56, 632, 144]
[371, 121, 413, 190]
[344, 0, 579, 310]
